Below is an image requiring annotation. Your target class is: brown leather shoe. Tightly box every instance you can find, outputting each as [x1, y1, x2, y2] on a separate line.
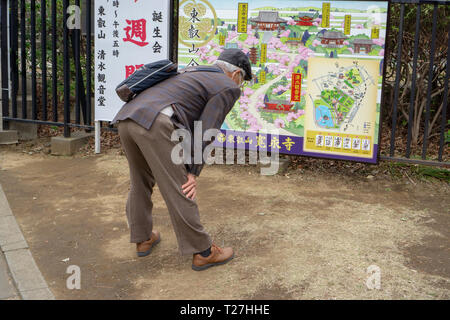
[136, 230, 161, 257]
[192, 244, 234, 271]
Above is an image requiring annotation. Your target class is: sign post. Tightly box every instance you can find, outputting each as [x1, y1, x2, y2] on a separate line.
[94, 0, 171, 153]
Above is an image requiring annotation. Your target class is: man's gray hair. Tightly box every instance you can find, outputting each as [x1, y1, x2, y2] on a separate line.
[213, 60, 246, 79]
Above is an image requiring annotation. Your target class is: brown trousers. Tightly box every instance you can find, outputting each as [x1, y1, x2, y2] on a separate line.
[117, 114, 212, 255]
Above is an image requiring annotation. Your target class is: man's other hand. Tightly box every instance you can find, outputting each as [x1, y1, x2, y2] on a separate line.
[182, 173, 197, 200]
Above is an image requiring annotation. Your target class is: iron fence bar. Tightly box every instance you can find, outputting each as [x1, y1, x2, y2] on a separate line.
[421, 3, 438, 160]
[73, 30, 80, 124]
[51, 0, 57, 122]
[405, 4, 421, 158]
[9, 0, 18, 120]
[438, 24, 450, 162]
[86, 0, 92, 126]
[20, 0, 26, 119]
[41, 0, 47, 121]
[30, 0, 37, 120]
[70, 30, 88, 127]
[63, 0, 70, 137]
[1, 0, 9, 130]
[389, 2, 405, 157]
[74, 0, 81, 124]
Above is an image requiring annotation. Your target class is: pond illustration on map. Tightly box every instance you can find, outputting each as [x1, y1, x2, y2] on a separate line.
[177, 0, 387, 162]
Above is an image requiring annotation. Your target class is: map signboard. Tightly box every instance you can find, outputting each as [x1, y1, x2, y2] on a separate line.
[177, 0, 388, 163]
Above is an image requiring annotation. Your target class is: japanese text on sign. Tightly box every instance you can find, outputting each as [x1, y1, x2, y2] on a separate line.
[237, 3, 248, 33]
[291, 73, 302, 102]
[95, 0, 170, 121]
[259, 70, 266, 84]
[260, 43, 267, 64]
[371, 26, 380, 39]
[344, 15, 351, 35]
[322, 3, 330, 28]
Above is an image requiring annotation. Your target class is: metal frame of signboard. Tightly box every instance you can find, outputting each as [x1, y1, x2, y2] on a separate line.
[176, 0, 390, 165]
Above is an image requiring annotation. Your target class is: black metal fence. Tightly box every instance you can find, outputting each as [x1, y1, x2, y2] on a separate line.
[380, 0, 449, 166]
[1, 0, 449, 166]
[1, 0, 95, 136]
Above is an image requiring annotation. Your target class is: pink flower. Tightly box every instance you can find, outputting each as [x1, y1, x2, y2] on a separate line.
[280, 30, 291, 38]
[312, 39, 321, 47]
[245, 36, 259, 46]
[286, 112, 297, 122]
[240, 111, 250, 119]
[355, 24, 363, 29]
[347, 47, 354, 54]
[239, 96, 251, 104]
[274, 118, 285, 128]
[296, 110, 305, 116]
[206, 55, 218, 64]
[343, 40, 349, 45]
[247, 118, 258, 126]
[287, 18, 296, 26]
[249, 124, 262, 132]
[240, 103, 248, 111]
[243, 87, 254, 96]
[372, 38, 385, 46]
[256, 102, 265, 109]
[379, 49, 385, 56]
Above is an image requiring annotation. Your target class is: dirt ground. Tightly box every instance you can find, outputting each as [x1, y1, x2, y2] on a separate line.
[0, 140, 449, 300]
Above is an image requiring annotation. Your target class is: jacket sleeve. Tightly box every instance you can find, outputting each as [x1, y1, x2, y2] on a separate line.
[186, 87, 241, 177]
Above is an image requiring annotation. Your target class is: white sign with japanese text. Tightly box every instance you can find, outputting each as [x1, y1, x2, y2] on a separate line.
[95, 0, 171, 121]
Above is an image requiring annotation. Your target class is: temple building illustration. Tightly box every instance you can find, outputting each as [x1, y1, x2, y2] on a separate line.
[250, 11, 287, 31]
[353, 38, 374, 53]
[317, 31, 348, 48]
[295, 11, 319, 26]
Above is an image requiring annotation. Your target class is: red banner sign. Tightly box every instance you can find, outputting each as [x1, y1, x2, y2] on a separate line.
[291, 73, 302, 102]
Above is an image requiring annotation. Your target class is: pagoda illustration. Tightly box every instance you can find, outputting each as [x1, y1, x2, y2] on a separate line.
[249, 47, 258, 64]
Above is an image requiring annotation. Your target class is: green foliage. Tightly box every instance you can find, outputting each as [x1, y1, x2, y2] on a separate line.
[238, 33, 248, 42]
[417, 166, 450, 182]
[19, 1, 94, 108]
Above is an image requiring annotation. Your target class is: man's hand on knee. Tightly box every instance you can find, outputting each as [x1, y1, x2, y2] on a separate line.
[182, 173, 197, 200]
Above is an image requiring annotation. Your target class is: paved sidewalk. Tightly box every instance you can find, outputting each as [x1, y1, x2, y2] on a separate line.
[0, 183, 54, 300]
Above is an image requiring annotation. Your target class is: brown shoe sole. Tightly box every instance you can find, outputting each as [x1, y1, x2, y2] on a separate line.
[191, 252, 235, 271]
[137, 236, 161, 257]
